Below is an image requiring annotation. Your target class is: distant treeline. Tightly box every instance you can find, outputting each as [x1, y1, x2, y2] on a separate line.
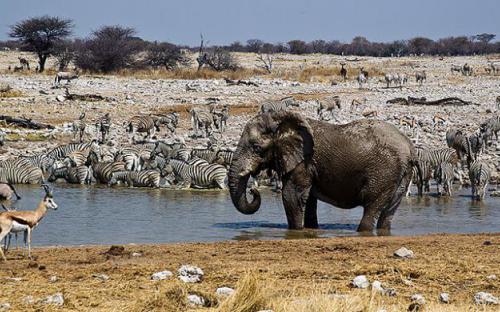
[2, 16, 498, 73]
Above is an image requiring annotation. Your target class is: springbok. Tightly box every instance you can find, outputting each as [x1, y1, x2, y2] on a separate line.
[340, 63, 347, 81]
[0, 185, 57, 260]
[357, 70, 367, 89]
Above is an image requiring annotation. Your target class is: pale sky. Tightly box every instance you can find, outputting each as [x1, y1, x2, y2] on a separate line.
[0, 0, 498, 45]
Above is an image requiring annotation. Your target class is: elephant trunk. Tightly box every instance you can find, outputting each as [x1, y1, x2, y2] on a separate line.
[228, 151, 261, 215]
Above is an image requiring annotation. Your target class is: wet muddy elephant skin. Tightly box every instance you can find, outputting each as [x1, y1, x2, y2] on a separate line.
[228, 111, 417, 233]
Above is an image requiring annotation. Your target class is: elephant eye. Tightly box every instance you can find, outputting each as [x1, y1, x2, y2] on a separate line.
[252, 143, 263, 153]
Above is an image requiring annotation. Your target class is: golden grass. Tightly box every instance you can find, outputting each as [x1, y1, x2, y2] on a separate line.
[216, 272, 271, 312]
[6, 132, 48, 142]
[114, 67, 267, 81]
[0, 89, 23, 98]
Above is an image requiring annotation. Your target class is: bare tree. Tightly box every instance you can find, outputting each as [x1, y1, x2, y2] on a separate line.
[256, 53, 274, 73]
[9, 16, 73, 72]
[196, 34, 208, 71]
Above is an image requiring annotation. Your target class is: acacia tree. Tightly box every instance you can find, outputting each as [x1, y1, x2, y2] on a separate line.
[9, 16, 73, 72]
[146, 41, 190, 70]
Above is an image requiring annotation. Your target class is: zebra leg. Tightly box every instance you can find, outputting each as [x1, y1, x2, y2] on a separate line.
[304, 192, 318, 229]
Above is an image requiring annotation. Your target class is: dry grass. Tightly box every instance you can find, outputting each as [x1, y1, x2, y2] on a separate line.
[114, 67, 267, 81]
[0, 89, 23, 98]
[0, 234, 498, 311]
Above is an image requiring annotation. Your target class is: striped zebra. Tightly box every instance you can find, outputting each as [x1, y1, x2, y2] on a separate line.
[48, 166, 92, 184]
[446, 129, 474, 165]
[168, 158, 227, 189]
[173, 148, 192, 161]
[191, 148, 218, 163]
[0, 165, 44, 184]
[480, 115, 500, 142]
[260, 96, 300, 113]
[85, 151, 126, 184]
[212, 105, 229, 132]
[109, 170, 161, 188]
[115, 145, 154, 171]
[142, 156, 170, 177]
[156, 112, 179, 133]
[468, 160, 490, 200]
[150, 141, 186, 160]
[72, 112, 86, 143]
[96, 113, 111, 143]
[47, 140, 100, 160]
[127, 115, 159, 142]
[417, 147, 459, 167]
[12, 154, 54, 173]
[214, 149, 234, 167]
[434, 162, 454, 196]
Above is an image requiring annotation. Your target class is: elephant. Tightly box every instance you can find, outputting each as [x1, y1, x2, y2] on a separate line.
[228, 111, 418, 233]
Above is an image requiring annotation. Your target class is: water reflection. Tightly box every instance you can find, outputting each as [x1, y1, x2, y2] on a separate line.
[2, 185, 499, 246]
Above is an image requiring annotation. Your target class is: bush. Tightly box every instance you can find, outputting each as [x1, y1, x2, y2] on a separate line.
[204, 48, 238, 71]
[145, 42, 191, 70]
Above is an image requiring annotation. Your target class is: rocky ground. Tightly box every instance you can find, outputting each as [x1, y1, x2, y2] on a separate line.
[0, 233, 498, 311]
[1, 52, 499, 178]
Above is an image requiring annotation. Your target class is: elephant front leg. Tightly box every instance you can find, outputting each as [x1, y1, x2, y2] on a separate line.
[304, 193, 318, 229]
[281, 174, 312, 230]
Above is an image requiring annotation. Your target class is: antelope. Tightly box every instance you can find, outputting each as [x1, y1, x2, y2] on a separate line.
[340, 63, 347, 81]
[55, 71, 79, 85]
[362, 110, 377, 118]
[350, 98, 367, 111]
[0, 185, 58, 260]
[1, 204, 26, 254]
[432, 114, 447, 127]
[356, 69, 367, 89]
[18, 57, 30, 70]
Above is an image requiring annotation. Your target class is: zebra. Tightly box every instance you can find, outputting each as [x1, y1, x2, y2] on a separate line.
[446, 129, 474, 166]
[480, 115, 500, 142]
[462, 63, 473, 76]
[260, 96, 300, 113]
[18, 57, 30, 70]
[16, 154, 55, 174]
[214, 149, 234, 167]
[0, 130, 5, 146]
[434, 162, 454, 196]
[109, 170, 161, 188]
[46, 140, 100, 160]
[191, 148, 218, 163]
[72, 112, 86, 143]
[48, 166, 92, 184]
[317, 96, 341, 120]
[212, 105, 229, 132]
[55, 71, 79, 85]
[156, 112, 179, 133]
[417, 147, 459, 168]
[127, 115, 159, 142]
[468, 160, 490, 201]
[384, 73, 397, 88]
[168, 158, 227, 189]
[150, 141, 186, 160]
[451, 65, 462, 74]
[415, 71, 426, 85]
[0, 165, 44, 184]
[96, 113, 112, 143]
[85, 150, 126, 184]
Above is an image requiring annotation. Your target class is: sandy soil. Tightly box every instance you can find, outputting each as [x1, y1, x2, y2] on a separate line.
[0, 233, 498, 311]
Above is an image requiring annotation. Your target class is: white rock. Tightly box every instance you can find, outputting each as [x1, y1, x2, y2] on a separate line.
[56, 95, 65, 102]
[486, 274, 497, 280]
[48, 276, 58, 283]
[151, 270, 173, 281]
[216, 287, 235, 297]
[0, 303, 11, 311]
[394, 247, 414, 258]
[42, 293, 64, 306]
[411, 294, 426, 305]
[178, 265, 204, 283]
[371, 281, 384, 293]
[352, 275, 370, 289]
[22, 296, 34, 305]
[187, 294, 205, 307]
[439, 292, 450, 303]
[131, 252, 143, 257]
[474, 292, 499, 305]
[93, 273, 110, 281]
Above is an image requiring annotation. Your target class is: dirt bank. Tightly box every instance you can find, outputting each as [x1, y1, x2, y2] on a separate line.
[0, 233, 498, 311]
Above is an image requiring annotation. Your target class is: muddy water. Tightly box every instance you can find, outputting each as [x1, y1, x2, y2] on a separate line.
[3, 185, 500, 246]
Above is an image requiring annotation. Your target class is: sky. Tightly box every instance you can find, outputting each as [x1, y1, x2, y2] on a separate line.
[0, 0, 498, 45]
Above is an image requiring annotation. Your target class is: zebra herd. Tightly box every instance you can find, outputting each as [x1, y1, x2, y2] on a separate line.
[0, 139, 235, 190]
[407, 114, 499, 200]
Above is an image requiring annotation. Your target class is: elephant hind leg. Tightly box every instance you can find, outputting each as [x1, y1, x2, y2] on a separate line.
[376, 171, 412, 233]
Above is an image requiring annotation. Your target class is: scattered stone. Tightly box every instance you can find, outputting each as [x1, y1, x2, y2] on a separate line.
[439, 292, 450, 303]
[394, 247, 414, 259]
[410, 294, 426, 305]
[408, 303, 421, 311]
[27, 261, 39, 268]
[131, 252, 143, 257]
[351, 275, 370, 289]
[103, 245, 129, 256]
[41, 293, 64, 306]
[56, 95, 65, 102]
[486, 274, 497, 280]
[474, 292, 499, 305]
[187, 294, 205, 307]
[48, 276, 58, 283]
[151, 270, 173, 281]
[0, 303, 11, 311]
[371, 281, 384, 293]
[216, 287, 235, 297]
[3, 277, 22, 282]
[178, 265, 204, 283]
[93, 273, 110, 281]
[483, 240, 492, 246]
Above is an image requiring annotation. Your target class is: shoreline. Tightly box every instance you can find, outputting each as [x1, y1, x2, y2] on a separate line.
[1, 233, 499, 311]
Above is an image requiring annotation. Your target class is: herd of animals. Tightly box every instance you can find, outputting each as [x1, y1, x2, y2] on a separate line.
[0, 56, 499, 260]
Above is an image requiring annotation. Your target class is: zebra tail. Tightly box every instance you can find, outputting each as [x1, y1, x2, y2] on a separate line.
[7, 183, 21, 200]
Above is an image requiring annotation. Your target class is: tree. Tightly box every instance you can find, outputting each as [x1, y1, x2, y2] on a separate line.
[74, 26, 138, 72]
[288, 40, 308, 54]
[246, 39, 264, 53]
[53, 39, 76, 71]
[205, 48, 238, 71]
[146, 41, 190, 70]
[474, 33, 496, 44]
[9, 16, 73, 72]
[408, 37, 435, 55]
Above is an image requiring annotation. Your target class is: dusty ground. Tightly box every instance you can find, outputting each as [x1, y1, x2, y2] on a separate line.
[0, 233, 498, 311]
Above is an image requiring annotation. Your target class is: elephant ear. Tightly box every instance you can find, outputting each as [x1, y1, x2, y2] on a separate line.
[270, 111, 314, 174]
